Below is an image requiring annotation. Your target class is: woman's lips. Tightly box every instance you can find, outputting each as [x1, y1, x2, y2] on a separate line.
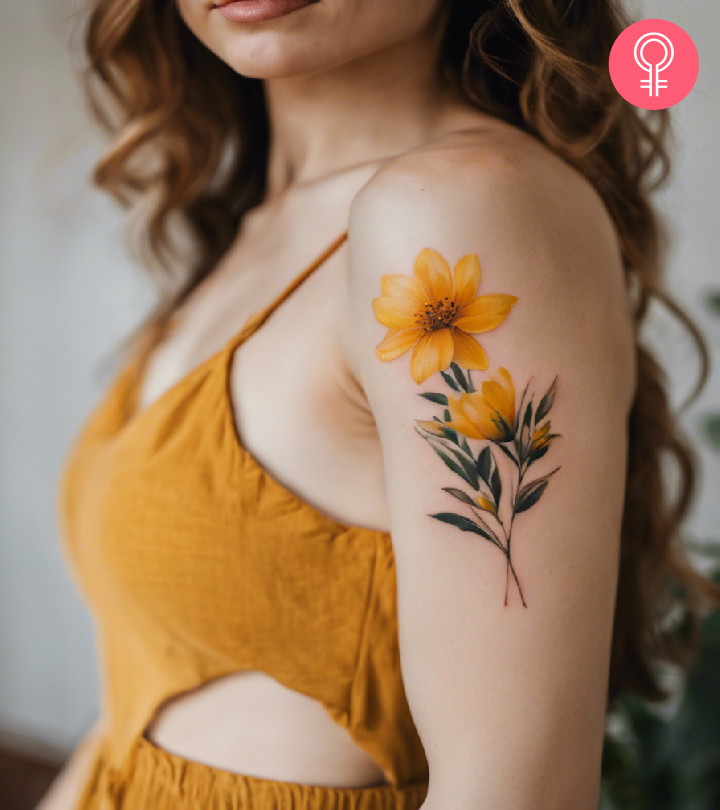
[214, 0, 316, 23]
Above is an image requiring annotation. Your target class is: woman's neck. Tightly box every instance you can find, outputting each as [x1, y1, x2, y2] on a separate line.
[262, 27, 469, 198]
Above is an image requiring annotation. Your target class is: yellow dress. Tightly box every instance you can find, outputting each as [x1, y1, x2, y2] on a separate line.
[56, 230, 430, 809]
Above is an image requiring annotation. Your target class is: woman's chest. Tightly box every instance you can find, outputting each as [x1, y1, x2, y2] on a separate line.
[136, 237, 391, 535]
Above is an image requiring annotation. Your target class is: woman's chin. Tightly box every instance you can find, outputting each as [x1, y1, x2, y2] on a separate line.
[216, 44, 345, 81]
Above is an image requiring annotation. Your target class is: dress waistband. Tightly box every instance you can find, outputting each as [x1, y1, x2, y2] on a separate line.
[82, 732, 429, 810]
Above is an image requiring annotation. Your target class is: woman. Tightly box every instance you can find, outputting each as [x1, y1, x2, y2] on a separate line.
[41, 0, 719, 808]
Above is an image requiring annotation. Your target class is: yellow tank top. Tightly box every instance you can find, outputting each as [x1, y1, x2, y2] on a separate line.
[56, 229, 429, 797]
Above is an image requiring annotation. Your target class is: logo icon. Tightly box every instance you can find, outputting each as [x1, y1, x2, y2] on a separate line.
[609, 19, 699, 110]
[635, 32, 673, 97]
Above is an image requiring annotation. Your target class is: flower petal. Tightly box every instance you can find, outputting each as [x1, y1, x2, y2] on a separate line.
[413, 248, 453, 301]
[446, 411, 486, 440]
[375, 327, 424, 362]
[482, 380, 514, 424]
[380, 274, 427, 310]
[448, 393, 496, 440]
[453, 294, 519, 333]
[450, 328, 489, 370]
[477, 496, 496, 514]
[452, 254, 482, 307]
[497, 367, 515, 413]
[410, 327, 453, 384]
[415, 419, 448, 436]
[427, 327, 455, 371]
[372, 295, 421, 330]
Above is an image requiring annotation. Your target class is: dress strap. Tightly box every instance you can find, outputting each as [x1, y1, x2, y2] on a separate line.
[225, 229, 349, 354]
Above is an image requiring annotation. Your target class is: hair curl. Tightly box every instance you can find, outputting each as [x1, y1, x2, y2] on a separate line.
[79, 0, 720, 705]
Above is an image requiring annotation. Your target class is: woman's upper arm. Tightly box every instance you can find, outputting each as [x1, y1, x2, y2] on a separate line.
[339, 149, 636, 810]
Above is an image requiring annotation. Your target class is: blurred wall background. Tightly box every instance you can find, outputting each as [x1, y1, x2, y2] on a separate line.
[1, 0, 718, 757]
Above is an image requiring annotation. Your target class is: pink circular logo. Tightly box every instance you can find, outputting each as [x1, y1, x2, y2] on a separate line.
[609, 18, 699, 110]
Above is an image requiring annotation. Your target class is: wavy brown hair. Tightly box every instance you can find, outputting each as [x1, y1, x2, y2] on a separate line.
[78, 0, 720, 705]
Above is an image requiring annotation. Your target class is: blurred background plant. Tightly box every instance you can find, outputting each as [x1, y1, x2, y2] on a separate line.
[700, 292, 720, 453]
[600, 288, 720, 810]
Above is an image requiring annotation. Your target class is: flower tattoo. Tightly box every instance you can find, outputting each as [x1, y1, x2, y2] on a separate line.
[373, 248, 562, 608]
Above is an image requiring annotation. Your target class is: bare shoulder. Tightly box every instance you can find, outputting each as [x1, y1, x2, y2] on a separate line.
[334, 126, 638, 805]
[340, 126, 636, 414]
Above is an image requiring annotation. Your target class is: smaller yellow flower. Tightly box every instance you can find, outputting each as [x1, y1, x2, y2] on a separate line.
[530, 422, 552, 453]
[445, 367, 516, 442]
[477, 496, 497, 515]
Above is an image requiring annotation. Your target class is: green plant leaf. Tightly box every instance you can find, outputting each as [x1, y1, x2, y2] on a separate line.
[476, 445, 492, 484]
[418, 392, 449, 406]
[443, 408, 451, 422]
[450, 362, 471, 393]
[426, 418, 459, 444]
[490, 457, 502, 503]
[431, 437, 479, 488]
[514, 466, 561, 513]
[705, 290, 720, 317]
[429, 511, 496, 542]
[515, 479, 548, 513]
[426, 443, 476, 488]
[701, 414, 720, 450]
[523, 400, 533, 427]
[441, 487, 477, 506]
[424, 434, 480, 490]
[514, 378, 532, 434]
[495, 442, 520, 466]
[441, 369, 460, 391]
[536, 376, 558, 422]
[529, 443, 549, 463]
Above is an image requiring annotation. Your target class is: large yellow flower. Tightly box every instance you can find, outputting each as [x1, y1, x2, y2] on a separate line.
[445, 367, 516, 441]
[372, 248, 518, 384]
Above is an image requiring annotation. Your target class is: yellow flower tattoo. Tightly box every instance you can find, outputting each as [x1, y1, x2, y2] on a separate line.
[372, 248, 518, 384]
[371, 247, 563, 609]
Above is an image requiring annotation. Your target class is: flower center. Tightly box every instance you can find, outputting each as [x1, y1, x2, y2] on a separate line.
[415, 297, 457, 332]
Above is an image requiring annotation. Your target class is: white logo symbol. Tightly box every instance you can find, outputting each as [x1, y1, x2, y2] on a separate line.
[634, 32, 674, 96]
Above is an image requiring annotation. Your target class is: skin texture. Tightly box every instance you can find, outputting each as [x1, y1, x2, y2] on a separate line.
[339, 140, 637, 808]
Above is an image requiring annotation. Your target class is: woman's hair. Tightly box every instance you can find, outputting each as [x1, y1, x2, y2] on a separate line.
[80, 0, 720, 705]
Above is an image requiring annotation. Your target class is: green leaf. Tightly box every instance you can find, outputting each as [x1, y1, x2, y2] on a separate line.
[450, 362, 471, 393]
[705, 291, 720, 317]
[701, 414, 720, 450]
[427, 422, 459, 444]
[429, 512, 495, 542]
[459, 436, 474, 458]
[426, 443, 476, 488]
[418, 392, 449, 406]
[523, 400, 533, 427]
[490, 459, 502, 503]
[495, 441, 520, 466]
[441, 370, 460, 391]
[424, 435, 480, 490]
[431, 437, 480, 489]
[514, 466, 561, 513]
[536, 376, 558, 422]
[514, 378, 532, 433]
[443, 408, 451, 423]
[491, 413, 514, 440]
[515, 479, 548, 513]
[529, 443, 550, 462]
[476, 445, 492, 484]
[441, 487, 477, 506]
